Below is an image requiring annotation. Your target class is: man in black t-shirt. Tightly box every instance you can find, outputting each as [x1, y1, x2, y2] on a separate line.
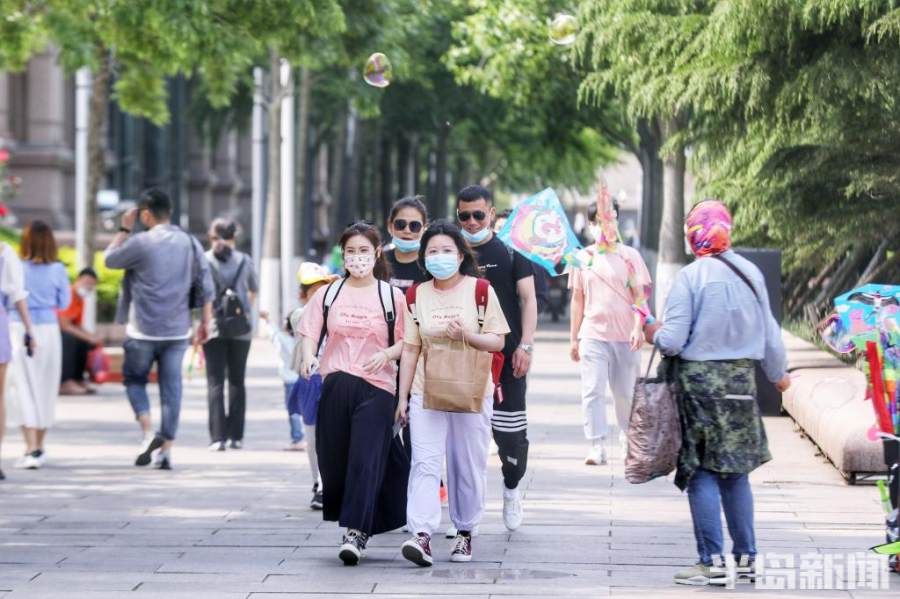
[456, 184, 538, 532]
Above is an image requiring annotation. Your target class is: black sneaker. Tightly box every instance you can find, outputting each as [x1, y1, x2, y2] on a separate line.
[449, 532, 472, 563]
[0, 469, 5, 480]
[135, 435, 164, 467]
[229, 440, 243, 450]
[339, 529, 368, 566]
[310, 484, 324, 510]
[155, 453, 172, 470]
[401, 532, 433, 567]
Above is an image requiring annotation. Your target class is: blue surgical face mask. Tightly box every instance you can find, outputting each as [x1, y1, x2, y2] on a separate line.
[424, 254, 461, 280]
[392, 236, 420, 253]
[460, 226, 490, 245]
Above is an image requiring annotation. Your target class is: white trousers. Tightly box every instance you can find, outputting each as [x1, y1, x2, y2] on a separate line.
[406, 393, 492, 535]
[579, 338, 640, 440]
[7, 322, 62, 429]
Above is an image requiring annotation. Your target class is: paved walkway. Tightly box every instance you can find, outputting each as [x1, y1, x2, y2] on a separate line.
[1, 324, 897, 598]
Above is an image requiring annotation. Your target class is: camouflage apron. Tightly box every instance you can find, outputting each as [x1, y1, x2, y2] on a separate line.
[674, 359, 772, 490]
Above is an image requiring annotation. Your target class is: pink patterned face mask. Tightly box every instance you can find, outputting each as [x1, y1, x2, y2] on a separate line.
[684, 200, 733, 257]
[344, 254, 375, 278]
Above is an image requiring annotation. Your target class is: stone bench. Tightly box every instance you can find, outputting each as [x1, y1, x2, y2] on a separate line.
[781, 331, 885, 483]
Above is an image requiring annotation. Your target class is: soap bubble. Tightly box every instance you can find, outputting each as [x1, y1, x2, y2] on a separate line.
[363, 52, 392, 88]
[549, 13, 577, 46]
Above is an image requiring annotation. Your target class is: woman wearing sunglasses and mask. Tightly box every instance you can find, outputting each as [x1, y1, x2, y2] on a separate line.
[385, 196, 429, 293]
[296, 222, 408, 566]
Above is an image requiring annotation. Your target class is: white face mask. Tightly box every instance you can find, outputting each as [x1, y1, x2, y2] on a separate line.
[344, 254, 376, 279]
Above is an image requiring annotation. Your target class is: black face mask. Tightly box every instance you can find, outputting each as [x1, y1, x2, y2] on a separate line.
[213, 244, 233, 262]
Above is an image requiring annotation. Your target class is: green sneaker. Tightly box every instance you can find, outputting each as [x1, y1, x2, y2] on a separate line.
[673, 563, 728, 586]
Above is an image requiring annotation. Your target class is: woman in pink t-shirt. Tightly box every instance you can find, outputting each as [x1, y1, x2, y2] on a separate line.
[297, 222, 408, 566]
[569, 189, 652, 466]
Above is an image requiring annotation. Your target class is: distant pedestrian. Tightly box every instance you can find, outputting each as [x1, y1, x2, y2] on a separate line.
[104, 188, 214, 470]
[203, 218, 258, 451]
[398, 220, 509, 567]
[58, 267, 102, 395]
[569, 188, 651, 465]
[644, 200, 790, 586]
[0, 241, 36, 480]
[7, 220, 70, 470]
[296, 222, 408, 566]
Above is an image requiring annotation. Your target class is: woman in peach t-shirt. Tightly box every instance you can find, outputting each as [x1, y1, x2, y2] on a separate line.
[297, 222, 407, 566]
[569, 189, 652, 466]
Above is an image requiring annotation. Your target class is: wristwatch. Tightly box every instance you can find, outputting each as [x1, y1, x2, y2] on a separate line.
[519, 343, 534, 354]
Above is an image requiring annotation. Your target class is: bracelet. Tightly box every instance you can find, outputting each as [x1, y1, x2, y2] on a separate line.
[118, 226, 131, 234]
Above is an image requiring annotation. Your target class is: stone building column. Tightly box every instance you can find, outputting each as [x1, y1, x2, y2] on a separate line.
[6, 48, 74, 228]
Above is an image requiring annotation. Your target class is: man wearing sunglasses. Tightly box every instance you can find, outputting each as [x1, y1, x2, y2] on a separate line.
[456, 184, 538, 532]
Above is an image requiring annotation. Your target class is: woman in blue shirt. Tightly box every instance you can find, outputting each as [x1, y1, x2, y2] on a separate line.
[645, 200, 790, 586]
[8, 221, 71, 470]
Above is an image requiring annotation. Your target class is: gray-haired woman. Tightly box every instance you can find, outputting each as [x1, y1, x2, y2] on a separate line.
[203, 218, 258, 450]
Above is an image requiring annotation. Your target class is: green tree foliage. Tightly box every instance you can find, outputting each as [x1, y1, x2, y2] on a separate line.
[0, 0, 344, 124]
[667, 1, 900, 283]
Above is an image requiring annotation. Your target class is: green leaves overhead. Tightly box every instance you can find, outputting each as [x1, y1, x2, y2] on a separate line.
[0, 0, 345, 124]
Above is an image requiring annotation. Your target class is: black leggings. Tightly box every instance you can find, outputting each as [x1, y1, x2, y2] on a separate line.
[204, 337, 252, 442]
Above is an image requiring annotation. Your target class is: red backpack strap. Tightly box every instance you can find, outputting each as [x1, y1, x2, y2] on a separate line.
[474, 278, 490, 331]
[405, 283, 420, 324]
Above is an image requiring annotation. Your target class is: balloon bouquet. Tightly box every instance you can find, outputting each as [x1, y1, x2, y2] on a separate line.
[820, 284, 900, 569]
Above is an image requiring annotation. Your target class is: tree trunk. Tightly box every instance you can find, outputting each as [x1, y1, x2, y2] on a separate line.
[312, 141, 332, 256]
[396, 133, 410, 197]
[329, 107, 346, 237]
[654, 116, 689, 315]
[294, 66, 311, 258]
[433, 123, 450, 219]
[411, 133, 422, 197]
[259, 51, 283, 320]
[636, 118, 663, 254]
[86, 46, 111, 260]
[379, 131, 393, 224]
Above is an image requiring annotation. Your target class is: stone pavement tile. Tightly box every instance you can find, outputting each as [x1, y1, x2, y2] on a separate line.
[17, 571, 143, 591]
[0, 568, 39, 591]
[375, 581, 610, 596]
[252, 595, 482, 599]
[0, 547, 84, 566]
[5, 593, 247, 599]
[194, 532, 309, 547]
[156, 546, 294, 574]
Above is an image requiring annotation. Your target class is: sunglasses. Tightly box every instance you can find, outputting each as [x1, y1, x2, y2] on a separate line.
[392, 219, 423, 233]
[457, 210, 488, 222]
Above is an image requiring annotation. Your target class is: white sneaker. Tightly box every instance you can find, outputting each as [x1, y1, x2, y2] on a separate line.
[584, 445, 607, 466]
[502, 485, 523, 531]
[489, 440, 499, 456]
[619, 431, 628, 455]
[15, 454, 41, 470]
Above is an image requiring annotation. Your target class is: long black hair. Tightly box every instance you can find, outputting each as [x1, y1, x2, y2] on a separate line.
[339, 221, 391, 282]
[417, 219, 480, 280]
